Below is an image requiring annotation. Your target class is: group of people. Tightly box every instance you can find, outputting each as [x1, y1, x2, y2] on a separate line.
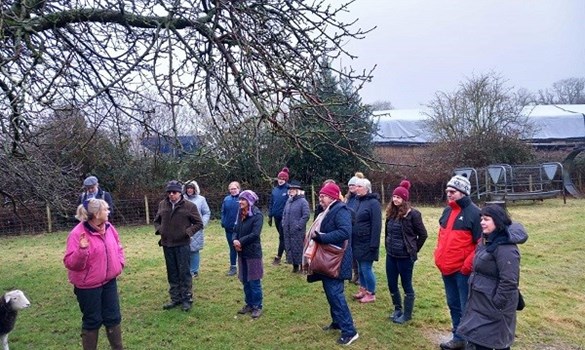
[62, 171, 527, 349]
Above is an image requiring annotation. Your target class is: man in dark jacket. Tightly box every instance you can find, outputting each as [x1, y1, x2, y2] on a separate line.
[269, 167, 290, 265]
[309, 182, 359, 346]
[434, 175, 481, 350]
[78, 175, 114, 220]
[154, 180, 203, 312]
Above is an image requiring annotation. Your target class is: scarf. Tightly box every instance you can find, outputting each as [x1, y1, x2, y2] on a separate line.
[302, 201, 334, 270]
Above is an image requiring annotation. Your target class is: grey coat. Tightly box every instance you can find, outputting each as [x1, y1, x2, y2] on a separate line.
[184, 194, 211, 252]
[282, 194, 310, 265]
[457, 222, 528, 349]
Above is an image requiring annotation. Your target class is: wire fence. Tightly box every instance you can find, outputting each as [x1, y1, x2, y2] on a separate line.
[0, 181, 449, 236]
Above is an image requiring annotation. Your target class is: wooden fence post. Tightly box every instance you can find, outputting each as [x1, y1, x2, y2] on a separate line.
[311, 184, 316, 212]
[46, 204, 52, 233]
[380, 181, 385, 207]
[144, 195, 150, 225]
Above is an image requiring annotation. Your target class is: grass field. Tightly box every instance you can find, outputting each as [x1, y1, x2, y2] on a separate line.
[1, 198, 584, 349]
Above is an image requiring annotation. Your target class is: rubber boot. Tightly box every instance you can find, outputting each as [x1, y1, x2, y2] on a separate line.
[81, 329, 99, 350]
[393, 294, 414, 324]
[390, 292, 403, 321]
[106, 324, 124, 350]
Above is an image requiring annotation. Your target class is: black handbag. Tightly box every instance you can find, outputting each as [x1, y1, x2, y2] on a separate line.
[517, 290, 525, 311]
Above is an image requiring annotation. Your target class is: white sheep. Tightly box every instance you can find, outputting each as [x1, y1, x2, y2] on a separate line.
[0, 290, 30, 350]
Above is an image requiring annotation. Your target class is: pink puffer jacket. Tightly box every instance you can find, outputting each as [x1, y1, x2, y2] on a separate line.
[64, 222, 125, 289]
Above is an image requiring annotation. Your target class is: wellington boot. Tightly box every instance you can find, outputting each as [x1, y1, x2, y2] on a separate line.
[390, 292, 403, 321]
[81, 329, 99, 350]
[393, 294, 414, 324]
[106, 324, 124, 350]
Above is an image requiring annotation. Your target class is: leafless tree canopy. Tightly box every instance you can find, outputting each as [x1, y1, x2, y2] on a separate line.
[423, 72, 535, 168]
[424, 73, 531, 143]
[0, 0, 374, 210]
[537, 77, 585, 105]
[1, 0, 373, 151]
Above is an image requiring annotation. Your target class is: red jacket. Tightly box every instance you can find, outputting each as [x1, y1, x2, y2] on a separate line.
[434, 196, 481, 276]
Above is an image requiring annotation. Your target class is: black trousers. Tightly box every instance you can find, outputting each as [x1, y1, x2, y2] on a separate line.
[163, 245, 192, 303]
[275, 216, 285, 257]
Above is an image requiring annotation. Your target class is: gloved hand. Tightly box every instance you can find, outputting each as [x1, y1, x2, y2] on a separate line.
[268, 217, 273, 227]
[312, 232, 323, 243]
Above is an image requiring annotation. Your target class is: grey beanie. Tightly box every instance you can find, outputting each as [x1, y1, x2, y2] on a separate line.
[447, 175, 471, 196]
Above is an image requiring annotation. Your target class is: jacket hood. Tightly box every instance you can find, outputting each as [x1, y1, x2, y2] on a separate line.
[507, 222, 528, 245]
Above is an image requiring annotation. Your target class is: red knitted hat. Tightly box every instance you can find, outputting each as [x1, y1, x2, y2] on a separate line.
[319, 182, 341, 200]
[392, 180, 411, 201]
[277, 167, 289, 181]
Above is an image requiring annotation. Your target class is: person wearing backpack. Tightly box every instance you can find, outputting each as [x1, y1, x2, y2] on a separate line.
[457, 205, 528, 350]
[78, 176, 114, 220]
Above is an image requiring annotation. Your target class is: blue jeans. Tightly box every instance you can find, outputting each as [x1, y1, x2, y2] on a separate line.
[322, 277, 357, 338]
[74, 279, 121, 330]
[442, 272, 469, 341]
[385, 255, 415, 296]
[224, 229, 237, 266]
[243, 280, 263, 309]
[357, 260, 376, 293]
[190, 251, 200, 275]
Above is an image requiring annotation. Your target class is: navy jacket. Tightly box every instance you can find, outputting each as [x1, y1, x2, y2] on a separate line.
[351, 193, 382, 262]
[233, 206, 263, 259]
[308, 201, 353, 282]
[269, 183, 289, 218]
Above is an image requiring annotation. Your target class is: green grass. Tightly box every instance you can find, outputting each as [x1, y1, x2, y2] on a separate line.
[1, 199, 584, 349]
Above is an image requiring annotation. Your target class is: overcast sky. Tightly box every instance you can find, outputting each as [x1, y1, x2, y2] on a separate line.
[337, 0, 585, 109]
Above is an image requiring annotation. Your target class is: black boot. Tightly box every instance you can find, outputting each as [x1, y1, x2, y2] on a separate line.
[389, 292, 402, 321]
[292, 264, 299, 273]
[393, 293, 414, 324]
[81, 328, 99, 350]
[106, 324, 124, 350]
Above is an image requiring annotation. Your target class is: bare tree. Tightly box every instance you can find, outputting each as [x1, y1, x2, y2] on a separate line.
[369, 100, 394, 111]
[0, 0, 374, 209]
[537, 77, 585, 104]
[424, 72, 534, 168]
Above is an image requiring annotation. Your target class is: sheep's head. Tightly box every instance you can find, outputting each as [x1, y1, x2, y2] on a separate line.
[4, 290, 30, 311]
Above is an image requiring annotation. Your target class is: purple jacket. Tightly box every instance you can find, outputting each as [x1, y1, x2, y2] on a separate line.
[64, 221, 125, 289]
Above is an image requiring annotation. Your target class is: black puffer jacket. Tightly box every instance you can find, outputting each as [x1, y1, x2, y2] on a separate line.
[385, 208, 428, 261]
[351, 193, 382, 262]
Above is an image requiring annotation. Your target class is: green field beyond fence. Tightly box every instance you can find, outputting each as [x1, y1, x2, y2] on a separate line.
[1, 199, 584, 349]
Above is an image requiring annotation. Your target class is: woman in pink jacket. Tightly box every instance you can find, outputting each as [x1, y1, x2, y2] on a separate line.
[64, 198, 125, 350]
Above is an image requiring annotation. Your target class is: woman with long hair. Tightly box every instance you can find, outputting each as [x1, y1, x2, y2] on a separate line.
[385, 180, 428, 324]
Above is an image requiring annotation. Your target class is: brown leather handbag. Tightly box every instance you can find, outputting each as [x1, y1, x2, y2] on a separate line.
[309, 241, 347, 278]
